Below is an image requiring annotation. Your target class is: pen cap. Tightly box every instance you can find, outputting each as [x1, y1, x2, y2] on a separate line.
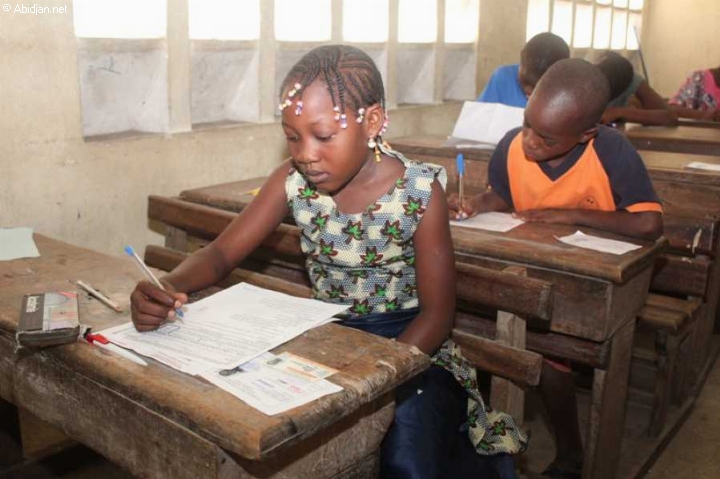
[456, 153, 465, 176]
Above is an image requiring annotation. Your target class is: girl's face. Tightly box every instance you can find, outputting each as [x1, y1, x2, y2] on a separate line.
[281, 80, 380, 194]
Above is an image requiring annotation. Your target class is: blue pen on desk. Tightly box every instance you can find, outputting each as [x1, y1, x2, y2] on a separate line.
[456, 153, 465, 211]
[124, 246, 185, 321]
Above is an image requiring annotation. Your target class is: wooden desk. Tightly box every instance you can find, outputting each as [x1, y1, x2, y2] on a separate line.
[159, 181, 664, 479]
[677, 118, 720, 130]
[0, 235, 428, 479]
[624, 125, 720, 156]
[389, 135, 720, 364]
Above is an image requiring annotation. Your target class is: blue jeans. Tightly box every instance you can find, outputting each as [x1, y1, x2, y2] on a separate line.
[339, 309, 517, 479]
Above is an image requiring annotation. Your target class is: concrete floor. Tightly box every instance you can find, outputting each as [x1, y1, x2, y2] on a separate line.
[2, 357, 720, 479]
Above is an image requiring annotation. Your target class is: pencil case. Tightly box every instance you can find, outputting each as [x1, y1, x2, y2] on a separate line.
[17, 292, 82, 348]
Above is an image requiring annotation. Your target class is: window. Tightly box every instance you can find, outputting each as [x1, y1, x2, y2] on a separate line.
[73, 0, 166, 39]
[74, 0, 478, 138]
[73, 0, 169, 137]
[275, 0, 331, 42]
[527, 0, 644, 51]
[343, 0, 389, 43]
[398, 0, 437, 43]
[189, 0, 260, 40]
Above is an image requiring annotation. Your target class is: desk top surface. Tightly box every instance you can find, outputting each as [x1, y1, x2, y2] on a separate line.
[390, 135, 720, 186]
[0, 235, 428, 460]
[179, 181, 663, 284]
[624, 124, 720, 144]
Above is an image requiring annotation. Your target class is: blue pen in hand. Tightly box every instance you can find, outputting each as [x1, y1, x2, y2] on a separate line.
[456, 153, 465, 214]
[124, 246, 185, 322]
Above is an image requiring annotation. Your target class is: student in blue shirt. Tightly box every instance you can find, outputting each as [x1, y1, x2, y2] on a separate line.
[477, 32, 570, 108]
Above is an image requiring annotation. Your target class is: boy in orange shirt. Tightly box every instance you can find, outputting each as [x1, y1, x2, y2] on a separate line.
[450, 58, 663, 478]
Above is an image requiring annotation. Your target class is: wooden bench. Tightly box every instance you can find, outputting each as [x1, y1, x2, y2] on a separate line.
[634, 294, 703, 436]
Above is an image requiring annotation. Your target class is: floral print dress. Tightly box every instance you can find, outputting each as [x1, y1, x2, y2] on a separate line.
[286, 152, 528, 455]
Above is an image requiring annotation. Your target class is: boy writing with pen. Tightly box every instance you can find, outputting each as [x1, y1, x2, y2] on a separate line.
[450, 58, 663, 478]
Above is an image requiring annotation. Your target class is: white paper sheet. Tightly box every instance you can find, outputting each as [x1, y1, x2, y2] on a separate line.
[102, 283, 348, 375]
[555, 231, 642, 255]
[685, 161, 720, 172]
[451, 212, 524, 232]
[0, 227, 40, 261]
[202, 352, 343, 415]
[451, 101, 525, 145]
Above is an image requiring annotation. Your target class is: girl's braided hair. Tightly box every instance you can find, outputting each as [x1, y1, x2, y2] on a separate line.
[280, 44, 386, 115]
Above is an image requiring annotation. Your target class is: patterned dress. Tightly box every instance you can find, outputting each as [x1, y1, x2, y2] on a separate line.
[670, 69, 720, 111]
[286, 152, 528, 455]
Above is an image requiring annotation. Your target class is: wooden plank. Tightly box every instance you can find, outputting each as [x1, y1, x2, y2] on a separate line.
[584, 318, 636, 479]
[455, 262, 553, 320]
[661, 215, 718, 256]
[454, 313, 609, 369]
[17, 408, 74, 459]
[146, 245, 312, 297]
[450, 329, 541, 387]
[625, 125, 720, 156]
[650, 253, 711, 297]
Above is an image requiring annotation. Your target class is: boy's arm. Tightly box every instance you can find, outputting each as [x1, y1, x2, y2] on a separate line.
[515, 209, 663, 240]
[602, 81, 678, 126]
[398, 180, 456, 355]
[131, 161, 292, 331]
[448, 189, 511, 219]
[602, 105, 678, 126]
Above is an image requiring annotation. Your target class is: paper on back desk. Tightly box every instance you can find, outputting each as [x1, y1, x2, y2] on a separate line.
[451, 101, 525, 145]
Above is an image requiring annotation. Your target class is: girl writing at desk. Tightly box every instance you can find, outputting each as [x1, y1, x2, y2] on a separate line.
[130, 45, 525, 479]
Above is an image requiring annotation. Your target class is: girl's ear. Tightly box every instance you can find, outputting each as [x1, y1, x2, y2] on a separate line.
[364, 103, 384, 138]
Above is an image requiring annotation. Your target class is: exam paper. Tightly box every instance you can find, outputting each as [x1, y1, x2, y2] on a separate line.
[102, 283, 348, 375]
[555, 231, 642, 255]
[451, 212, 524, 232]
[202, 352, 343, 415]
[451, 101, 525, 145]
[0, 227, 40, 261]
[685, 161, 720, 172]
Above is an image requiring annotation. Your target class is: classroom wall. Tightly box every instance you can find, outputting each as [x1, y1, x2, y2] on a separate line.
[642, 0, 720, 98]
[0, 0, 526, 258]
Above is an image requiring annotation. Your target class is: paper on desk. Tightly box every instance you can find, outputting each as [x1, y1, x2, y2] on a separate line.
[0, 227, 40, 261]
[451, 101, 524, 145]
[202, 352, 343, 415]
[685, 161, 720, 172]
[102, 283, 348, 375]
[555, 231, 642, 255]
[451, 212, 524, 232]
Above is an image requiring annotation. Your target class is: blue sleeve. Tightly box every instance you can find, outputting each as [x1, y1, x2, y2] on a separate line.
[593, 127, 661, 210]
[478, 68, 504, 103]
[487, 128, 521, 209]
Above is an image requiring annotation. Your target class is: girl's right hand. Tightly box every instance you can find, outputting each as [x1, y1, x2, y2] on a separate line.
[130, 280, 188, 332]
[447, 193, 478, 220]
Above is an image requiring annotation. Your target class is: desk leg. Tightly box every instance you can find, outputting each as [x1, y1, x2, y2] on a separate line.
[583, 319, 635, 479]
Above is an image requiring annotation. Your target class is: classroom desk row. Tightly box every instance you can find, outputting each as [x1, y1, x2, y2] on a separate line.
[0, 235, 429, 479]
[390, 134, 720, 357]
[148, 183, 665, 479]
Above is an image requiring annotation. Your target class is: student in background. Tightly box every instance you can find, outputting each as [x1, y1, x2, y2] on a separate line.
[451, 58, 663, 478]
[669, 66, 720, 122]
[477, 32, 570, 108]
[130, 44, 524, 479]
[596, 51, 678, 126]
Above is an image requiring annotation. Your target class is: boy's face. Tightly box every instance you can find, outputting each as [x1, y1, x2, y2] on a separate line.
[517, 62, 535, 98]
[521, 93, 588, 163]
[281, 80, 379, 194]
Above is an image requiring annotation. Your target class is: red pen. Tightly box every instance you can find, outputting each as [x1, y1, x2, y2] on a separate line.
[85, 332, 148, 366]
